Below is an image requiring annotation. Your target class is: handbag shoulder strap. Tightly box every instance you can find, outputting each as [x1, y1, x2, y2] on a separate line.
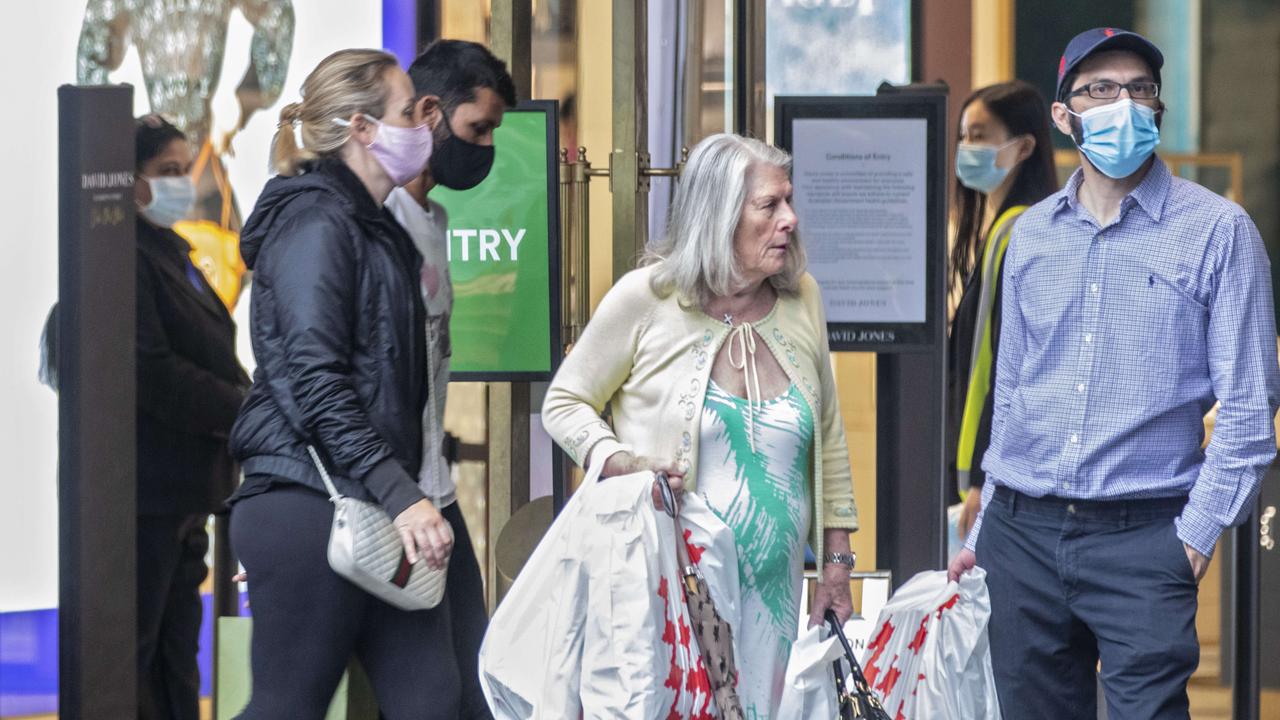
[306, 445, 344, 501]
[673, 509, 695, 575]
[657, 473, 699, 583]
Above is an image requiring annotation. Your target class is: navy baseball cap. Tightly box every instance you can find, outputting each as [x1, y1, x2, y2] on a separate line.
[1056, 28, 1164, 101]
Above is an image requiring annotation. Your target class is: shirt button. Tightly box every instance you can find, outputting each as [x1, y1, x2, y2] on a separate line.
[1076, 383, 1085, 393]
[1090, 283, 1100, 294]
[1084, 333, 1093, 343]
[1070, 433, 1080, 444]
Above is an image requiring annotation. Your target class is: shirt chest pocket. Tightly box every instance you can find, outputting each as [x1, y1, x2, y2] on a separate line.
[1107, 256, 1209, 380]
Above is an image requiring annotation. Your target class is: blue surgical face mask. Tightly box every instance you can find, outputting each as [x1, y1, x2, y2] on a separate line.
[1069, 98, 1160, 179]
[955, 139, 1016, 194]
[140, 175, 196, 228]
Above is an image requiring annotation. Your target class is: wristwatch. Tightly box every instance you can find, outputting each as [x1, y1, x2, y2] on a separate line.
[825, 551, 857, 569]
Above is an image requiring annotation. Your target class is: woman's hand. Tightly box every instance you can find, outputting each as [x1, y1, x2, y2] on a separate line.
[809, 562, 854, 628]
[394, 499, 454, 570]
[600, 450, 687, 510]
[811, 529, 856, 628]
[957, 488, 983, 540]
[231, 572, 250, 609]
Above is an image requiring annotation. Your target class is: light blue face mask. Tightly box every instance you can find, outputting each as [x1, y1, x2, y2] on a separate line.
[1069, 98, 1160, 179]
[140, 175, 196, 228]
[955, 140, 1017, 194]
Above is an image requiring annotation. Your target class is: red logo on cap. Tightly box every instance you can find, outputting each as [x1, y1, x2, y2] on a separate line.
[1104, 28, 1116, 37]
[1058, 55, 1066, 77]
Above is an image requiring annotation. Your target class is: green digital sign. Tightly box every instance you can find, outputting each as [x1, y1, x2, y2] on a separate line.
[432, 101, 560, 380]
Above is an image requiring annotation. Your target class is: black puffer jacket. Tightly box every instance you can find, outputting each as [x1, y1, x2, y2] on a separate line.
[229, 158, 427, 518]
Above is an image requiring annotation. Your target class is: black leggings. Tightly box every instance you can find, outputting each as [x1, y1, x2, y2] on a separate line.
[230, 485, 468, 720]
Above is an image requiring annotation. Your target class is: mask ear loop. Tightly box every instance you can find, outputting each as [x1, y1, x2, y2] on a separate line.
[331, 115, 380, 127]
[332, 115, 380, 149]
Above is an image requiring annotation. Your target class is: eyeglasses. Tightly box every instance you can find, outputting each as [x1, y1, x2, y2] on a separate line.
[1067, 81, 1161, 100]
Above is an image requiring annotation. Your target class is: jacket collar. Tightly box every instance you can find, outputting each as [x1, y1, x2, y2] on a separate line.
[312, 157, 386, 221]
[137, 220, 232, 323]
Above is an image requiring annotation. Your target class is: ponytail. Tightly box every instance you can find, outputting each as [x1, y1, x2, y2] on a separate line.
[271, 102, 313, 176]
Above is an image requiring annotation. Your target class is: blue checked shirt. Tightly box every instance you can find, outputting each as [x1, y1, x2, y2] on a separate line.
[965, 157, 1280, 558]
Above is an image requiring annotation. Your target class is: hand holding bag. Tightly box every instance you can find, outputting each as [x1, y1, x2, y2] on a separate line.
[307, 445, 446, 611]
[826, 609, 891, 720]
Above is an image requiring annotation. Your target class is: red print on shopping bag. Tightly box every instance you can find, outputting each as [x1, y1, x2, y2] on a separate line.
[682, 529, 705, 563]
[876, 658, 903, 698]
[864, 619, 895, 688]
[657, 577, 715, 720]
[908, 617, 929, 654]
[935, 593, 959, 619]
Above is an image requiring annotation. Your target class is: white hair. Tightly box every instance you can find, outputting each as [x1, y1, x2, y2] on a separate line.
[644, 133, 806, 304]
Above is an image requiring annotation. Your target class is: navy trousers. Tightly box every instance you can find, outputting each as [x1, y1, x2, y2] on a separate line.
[439, 501, 493, 720]
[975, 486, 1200, 720]
[137, 514, 208, 720]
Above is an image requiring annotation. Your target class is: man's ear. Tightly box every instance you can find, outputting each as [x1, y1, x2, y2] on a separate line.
[416, 95, 443, 130]
[1049, 101, 1075, 138]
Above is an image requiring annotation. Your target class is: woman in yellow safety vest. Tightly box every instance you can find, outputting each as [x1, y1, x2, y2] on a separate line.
[949, 81, 1059, 540]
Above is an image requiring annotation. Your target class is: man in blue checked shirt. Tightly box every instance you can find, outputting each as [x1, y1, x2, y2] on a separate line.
[948, 28, 1280, 719]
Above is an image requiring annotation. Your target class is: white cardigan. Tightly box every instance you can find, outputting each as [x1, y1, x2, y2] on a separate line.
[543, 265, 858, 568]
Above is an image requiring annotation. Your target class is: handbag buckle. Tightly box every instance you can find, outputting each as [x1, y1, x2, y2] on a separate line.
[682, 565, 701, 595]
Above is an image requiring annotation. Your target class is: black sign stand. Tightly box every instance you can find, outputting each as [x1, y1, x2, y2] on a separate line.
[57, 84, 137, 718]
[777, 92, 949, 588]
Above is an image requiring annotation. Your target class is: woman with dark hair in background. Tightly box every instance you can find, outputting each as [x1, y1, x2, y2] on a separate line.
[948, 81, 1058, 541]
[133, 113, 250, 720]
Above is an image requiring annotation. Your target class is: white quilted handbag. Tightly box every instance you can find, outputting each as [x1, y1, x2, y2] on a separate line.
[307, 445, 447, 611]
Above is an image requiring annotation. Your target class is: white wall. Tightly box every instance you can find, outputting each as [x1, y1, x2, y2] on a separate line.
[0, 0, 381, 612]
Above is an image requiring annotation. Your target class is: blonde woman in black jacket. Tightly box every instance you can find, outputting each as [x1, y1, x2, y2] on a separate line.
[227, 49, 459, 719]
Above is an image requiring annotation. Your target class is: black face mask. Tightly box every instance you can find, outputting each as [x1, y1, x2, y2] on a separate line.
[429, 113, 496, 191]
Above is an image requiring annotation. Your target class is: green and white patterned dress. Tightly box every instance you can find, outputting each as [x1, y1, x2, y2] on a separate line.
[697, 378, 814, 719]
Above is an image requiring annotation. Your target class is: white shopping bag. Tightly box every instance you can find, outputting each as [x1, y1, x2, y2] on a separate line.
[775, 624, 844, 719]
[778, 574, 891, 719]
[861, 569, 1000, 720]
[479, 467, 741, 720]
[913, 570, 1000, 719]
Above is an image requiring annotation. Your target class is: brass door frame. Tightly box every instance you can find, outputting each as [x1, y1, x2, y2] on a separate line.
[486, 0, 532, 613]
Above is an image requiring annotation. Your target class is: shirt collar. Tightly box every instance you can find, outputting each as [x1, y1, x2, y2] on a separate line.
[1052, 168, 1086, 217]
[1053, 156, 1170, 223]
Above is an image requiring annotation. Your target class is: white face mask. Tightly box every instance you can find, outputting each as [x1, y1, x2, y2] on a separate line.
[140, 176, 196, 228]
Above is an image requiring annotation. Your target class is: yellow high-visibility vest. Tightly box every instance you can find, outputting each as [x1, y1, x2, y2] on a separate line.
[957, 205, 1028, 493]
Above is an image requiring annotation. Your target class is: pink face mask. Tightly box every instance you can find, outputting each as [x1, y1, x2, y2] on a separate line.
[335, 115, 434, 186]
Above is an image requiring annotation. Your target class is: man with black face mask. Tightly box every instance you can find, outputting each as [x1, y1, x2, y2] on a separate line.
[384, 39, 516, 720]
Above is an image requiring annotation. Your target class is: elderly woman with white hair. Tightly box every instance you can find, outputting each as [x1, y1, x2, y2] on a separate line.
[543, 133, 859, 717]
